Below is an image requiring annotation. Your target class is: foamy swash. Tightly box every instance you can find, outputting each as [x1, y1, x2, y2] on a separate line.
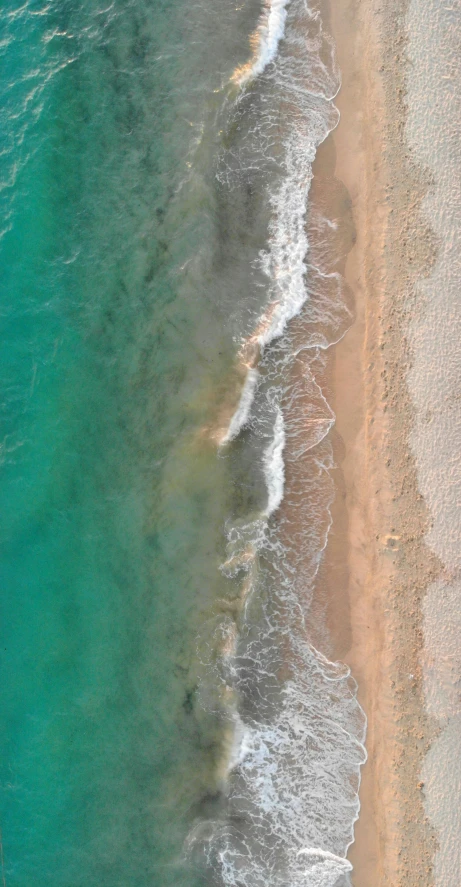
[189, 1, 366, 885]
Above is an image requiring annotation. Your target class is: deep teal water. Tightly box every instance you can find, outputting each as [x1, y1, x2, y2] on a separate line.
[0, 1, 261, 883]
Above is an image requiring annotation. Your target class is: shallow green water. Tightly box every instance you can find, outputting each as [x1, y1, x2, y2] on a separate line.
[0, 1, 261, 883]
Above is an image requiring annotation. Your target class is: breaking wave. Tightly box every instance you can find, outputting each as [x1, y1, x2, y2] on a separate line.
[188, 1, 366, 884]
[233, 0, 291, 85]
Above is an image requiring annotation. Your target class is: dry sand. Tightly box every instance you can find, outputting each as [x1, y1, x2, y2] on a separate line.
[311, 0, 445, 883]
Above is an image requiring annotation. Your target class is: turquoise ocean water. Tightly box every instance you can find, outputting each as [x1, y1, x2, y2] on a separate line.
[1, 1, 366, 885]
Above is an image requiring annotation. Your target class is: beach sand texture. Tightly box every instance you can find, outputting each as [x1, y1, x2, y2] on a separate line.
[319, 0, 461, 883]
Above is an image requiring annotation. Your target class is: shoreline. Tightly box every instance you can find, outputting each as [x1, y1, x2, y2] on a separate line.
[315, 0, 440, 883]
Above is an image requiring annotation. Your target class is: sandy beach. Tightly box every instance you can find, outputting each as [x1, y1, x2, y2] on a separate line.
[308, 0, 461, 883]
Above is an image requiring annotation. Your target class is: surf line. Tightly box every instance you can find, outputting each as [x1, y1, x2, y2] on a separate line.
[232, 0, 292, 85]
[297, 847, 353, 872]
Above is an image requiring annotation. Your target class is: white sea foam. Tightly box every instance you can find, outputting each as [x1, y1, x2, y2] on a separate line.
[221, 135, 317, 444]
[190, 629, 366, 887]
[220, 368, 259, 444]
[190, 0, 365, 883]
[263, 406, 286, 515]
[226, 711, 254, 772]
[236, 0, 291, 85]
[259, 144, 314, 347]
[222, 10, 339, 445]
[297, 849, 353, 887]
[220, 143, 318, 447]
